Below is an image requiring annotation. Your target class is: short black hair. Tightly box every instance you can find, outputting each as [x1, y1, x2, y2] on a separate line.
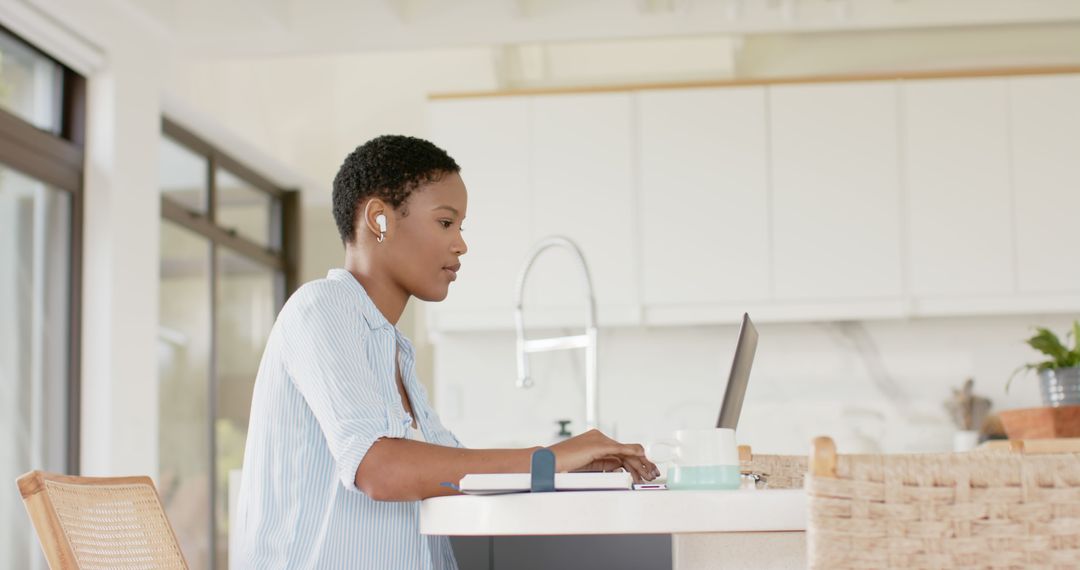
[332, 135, 460, 244]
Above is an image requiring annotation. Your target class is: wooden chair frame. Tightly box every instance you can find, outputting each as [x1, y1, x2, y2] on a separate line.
[17, 470, 189, 569]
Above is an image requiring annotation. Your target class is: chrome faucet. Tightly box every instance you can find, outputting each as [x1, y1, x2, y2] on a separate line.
[514, 236, 599, 431]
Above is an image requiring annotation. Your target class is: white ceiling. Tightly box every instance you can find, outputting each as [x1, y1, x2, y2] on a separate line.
[124, 0, 1080, 58]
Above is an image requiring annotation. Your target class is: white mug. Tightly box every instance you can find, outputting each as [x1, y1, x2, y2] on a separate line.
[648, 428, 741, 490]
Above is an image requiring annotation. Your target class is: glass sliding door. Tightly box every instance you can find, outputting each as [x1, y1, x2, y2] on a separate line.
[215, 249, 279, 569]
[158, 221, 214, 569]
[0, 26, 84, 570]
[0, 169, 70, 569]
[158, 119, 298, 569]
[216, 168, 280, 250]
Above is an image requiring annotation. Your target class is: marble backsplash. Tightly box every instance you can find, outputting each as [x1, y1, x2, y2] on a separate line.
[431, 314, 1076, 455]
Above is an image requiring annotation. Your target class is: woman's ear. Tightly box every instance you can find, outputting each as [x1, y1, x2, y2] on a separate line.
[361, 199, 388, 242]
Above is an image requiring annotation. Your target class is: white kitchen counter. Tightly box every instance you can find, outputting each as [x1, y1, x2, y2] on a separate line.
[420, 488, 805, 535]
[422, 489, 807, 570]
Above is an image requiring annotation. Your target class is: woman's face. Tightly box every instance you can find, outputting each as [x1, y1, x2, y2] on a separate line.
[385, 172, 468, 302]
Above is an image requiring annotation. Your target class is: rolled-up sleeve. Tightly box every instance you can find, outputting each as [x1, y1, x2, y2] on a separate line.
[279, 282, 406, 492]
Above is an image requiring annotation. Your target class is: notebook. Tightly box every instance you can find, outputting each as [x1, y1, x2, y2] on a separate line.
[457, 471, 633, 495]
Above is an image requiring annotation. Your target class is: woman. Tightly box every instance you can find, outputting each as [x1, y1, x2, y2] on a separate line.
[235, 135, 658, 569]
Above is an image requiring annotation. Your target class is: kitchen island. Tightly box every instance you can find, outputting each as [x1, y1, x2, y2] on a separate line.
[421, 488, 806, 570]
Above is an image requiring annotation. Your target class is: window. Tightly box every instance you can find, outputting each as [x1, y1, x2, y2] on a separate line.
[0, 29, 64, 133]
[158, 119, 298, 569]
[0, 26, 84, 570]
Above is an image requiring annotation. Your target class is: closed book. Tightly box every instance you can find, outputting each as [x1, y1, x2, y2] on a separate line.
[458, 471, 633, 495]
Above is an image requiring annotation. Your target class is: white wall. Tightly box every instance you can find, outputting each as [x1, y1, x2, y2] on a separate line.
[434, 314, 1074, 454]
[0, 0, 172, 478]
[159, 21, 1080, 458]
[167, 47, 504, 391]
[736, 23, 1080, 76]
[79, 13, 167, 480]
[166, 49, 500, 203]
[2, 0, 301, 482]
[106, 0, 1080, 58]
[167, 21, 1080, 286]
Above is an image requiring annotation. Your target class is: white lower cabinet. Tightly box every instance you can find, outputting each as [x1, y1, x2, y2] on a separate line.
[450, 535, 672, 570]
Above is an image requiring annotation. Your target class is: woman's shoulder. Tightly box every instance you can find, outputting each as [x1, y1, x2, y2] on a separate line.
[280, 275, 363, 326]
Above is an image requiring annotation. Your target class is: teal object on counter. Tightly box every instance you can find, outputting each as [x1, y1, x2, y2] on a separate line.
[667, 464, 741, 490]
[530, 448, 556, 492]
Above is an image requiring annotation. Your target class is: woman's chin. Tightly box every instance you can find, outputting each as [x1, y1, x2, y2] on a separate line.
[414, 285, 450, 303]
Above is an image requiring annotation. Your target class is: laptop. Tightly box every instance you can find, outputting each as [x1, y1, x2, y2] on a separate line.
[457, 313, 759, 494]
[717, 313, 758, 430]
[632, 313, 759, 490]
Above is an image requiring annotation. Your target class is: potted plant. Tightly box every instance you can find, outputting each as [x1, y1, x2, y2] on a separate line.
[1008, 321, 1080, 407]
[999, 322, 1080, 440]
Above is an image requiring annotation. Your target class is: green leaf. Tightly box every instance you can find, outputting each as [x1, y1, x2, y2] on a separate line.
[1009, 322, 1080, 392]
[1027, 327, 1071, 366]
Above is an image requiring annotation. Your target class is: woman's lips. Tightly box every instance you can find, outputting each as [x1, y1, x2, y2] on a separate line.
[443, 263, 460, 281]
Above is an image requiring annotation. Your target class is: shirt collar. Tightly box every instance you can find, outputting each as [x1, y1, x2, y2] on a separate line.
[326, 268, 415, 357]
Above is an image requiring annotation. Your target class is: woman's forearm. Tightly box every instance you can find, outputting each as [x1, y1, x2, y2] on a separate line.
[355, 438, 541, 501]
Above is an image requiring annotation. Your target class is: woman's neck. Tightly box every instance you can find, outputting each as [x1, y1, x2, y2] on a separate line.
[343, 255, 408, 326]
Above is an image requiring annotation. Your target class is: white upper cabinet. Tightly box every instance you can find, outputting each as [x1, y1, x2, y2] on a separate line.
[903, 77, 1014, 298]
[425, 71, 1080, 331]
[527, 93, 638, 325]
[769, 81, 903, 301]
[428, 97, 532, 327]
[1010, 74, 1080, 295]
[638, 87, 770, 311]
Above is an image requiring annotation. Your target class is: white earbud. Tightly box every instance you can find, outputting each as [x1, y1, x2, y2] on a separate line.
[375, 214, 387, 243]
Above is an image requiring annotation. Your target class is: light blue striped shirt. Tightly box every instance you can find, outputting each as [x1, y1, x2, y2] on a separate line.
[235, 268, 461, 569]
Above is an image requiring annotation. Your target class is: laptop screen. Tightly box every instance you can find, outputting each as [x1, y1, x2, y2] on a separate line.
[716, 313, 758, 430]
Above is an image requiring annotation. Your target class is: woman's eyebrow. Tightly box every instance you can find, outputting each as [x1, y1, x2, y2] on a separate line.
[432, 205, 460, 216]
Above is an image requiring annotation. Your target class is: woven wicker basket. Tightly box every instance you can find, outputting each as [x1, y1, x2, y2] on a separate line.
[738, 445, 808, 489]
[806, 437, 1080, 569]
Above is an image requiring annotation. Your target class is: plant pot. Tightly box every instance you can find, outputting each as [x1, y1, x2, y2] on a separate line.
[1000, 405, 1080, 439]
[1039, 367, 1080, 407]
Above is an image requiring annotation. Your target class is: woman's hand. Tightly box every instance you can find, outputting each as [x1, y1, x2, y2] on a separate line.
[547, 429, 659, 483]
